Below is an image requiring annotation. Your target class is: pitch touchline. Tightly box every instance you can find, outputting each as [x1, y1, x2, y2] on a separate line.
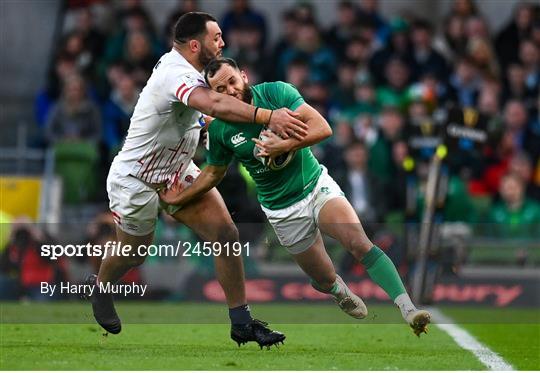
[428, 307, 514, 371]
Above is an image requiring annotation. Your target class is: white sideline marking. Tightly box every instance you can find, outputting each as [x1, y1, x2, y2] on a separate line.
[429, 307, 515, 371]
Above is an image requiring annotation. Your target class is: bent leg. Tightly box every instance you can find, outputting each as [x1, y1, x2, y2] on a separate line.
[172, 188, 246, 309]
[290, 231, 368, 319]
[290, 232, 336, 291]
[317, 197, 374, 260]
[98, 228, 152, 284]
[318, 197, 409, 305]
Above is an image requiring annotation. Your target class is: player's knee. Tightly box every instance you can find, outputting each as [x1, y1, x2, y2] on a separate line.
[343, 230, 373, 256]
[216, 223, 239, 245]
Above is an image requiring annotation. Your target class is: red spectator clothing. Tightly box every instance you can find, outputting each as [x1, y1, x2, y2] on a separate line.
[20, 246, 55, 287]
[121, 267, 142, 284]
[469, 158, 510, 196]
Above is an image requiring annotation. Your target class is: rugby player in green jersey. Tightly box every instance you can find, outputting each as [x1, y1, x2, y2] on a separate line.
[160, 57, 430, 336]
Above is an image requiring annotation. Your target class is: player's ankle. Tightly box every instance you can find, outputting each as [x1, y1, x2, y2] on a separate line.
[310, 278, 337, 294]
[394, 293, 417, 319]
[228, 304, 252, 325]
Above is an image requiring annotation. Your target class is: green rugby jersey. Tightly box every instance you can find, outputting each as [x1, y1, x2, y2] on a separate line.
[206, 81, 322, 210]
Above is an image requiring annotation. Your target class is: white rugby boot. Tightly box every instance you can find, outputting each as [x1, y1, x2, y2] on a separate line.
[404, 309, 431, 337]
[313, 275, 368, 319]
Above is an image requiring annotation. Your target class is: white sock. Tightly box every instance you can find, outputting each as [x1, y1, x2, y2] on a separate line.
[394, 293, 417, 319]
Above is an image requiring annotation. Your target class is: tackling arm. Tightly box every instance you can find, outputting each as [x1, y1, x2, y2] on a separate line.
[158, 164, 228, 206]
[188, 87, 308, 140]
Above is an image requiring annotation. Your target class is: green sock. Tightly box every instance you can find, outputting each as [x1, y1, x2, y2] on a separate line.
[311, 279, 339, 294]
[361, 246, 406, 301]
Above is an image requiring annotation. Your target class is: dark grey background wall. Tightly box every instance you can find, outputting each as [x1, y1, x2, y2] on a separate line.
[1, 0, 61, 144]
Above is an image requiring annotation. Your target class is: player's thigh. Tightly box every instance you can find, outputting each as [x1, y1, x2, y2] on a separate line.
[107, 169, 159, 262]
[318, 197, 373, 254]
[171, 188, 238, 243]
[291, 232, 336, 286]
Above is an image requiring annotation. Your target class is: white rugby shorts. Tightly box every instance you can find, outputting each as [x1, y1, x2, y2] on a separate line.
[261, 166, 346, 254]
[107, 161, 201, 236]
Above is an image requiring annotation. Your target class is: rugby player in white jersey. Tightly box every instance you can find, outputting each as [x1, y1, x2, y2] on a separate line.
[84, 12, 306, 348]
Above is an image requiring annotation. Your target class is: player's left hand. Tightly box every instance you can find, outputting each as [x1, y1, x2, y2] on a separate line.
[158, 181, 186, 205]
[202, 115, 214, 127]
[200, 116, 214, 149]
[268, 108, 307, 140]
[252, 130, 294, 158]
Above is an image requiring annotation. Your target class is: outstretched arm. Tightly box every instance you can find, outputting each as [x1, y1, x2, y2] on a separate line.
[253, 103, 333, 158]
[188, 87, 308, 140]
[159, 164, 228, 206]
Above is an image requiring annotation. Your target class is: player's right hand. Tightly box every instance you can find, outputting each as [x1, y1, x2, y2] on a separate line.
[268, 108, 308, 141]
[158, 181, 185, 205]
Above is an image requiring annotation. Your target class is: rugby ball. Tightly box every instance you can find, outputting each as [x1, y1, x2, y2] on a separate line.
[254, 131, 296, 170]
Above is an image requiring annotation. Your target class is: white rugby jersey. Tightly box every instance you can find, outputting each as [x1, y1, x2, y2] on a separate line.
[111, 49, 206, 187]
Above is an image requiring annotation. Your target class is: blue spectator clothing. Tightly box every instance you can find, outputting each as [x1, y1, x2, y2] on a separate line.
[102, 90, 138, 150]
[221, 7, 267, 50]
[278, 46, 337, 83]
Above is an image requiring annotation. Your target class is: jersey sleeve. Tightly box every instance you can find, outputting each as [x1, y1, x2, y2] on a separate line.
[267, 81, 305, 111]
[206, 121, 234, 166]
[165, 69, 207, 105]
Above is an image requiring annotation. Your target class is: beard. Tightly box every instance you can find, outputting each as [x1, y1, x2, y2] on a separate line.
[240, 84, 253, 104]
[198, 44, 219, 68]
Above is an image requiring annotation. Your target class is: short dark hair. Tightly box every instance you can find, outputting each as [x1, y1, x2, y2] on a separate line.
[204, 57, 239, 85]
[173, 12, 217, 44]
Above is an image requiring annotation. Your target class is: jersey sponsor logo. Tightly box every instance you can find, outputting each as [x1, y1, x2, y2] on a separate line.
[231, 132, 247, 146]
[253, 166, 270, 174]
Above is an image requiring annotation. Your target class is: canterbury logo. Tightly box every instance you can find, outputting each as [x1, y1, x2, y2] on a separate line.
[231, 133, 246, 146]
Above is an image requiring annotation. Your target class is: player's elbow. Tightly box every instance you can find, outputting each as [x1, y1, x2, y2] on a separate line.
[315, 122, 332, 141]
[308, 115, 332, 141]
[322, 124, 333, 139]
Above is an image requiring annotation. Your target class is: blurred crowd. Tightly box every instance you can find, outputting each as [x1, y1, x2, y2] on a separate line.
[36, 0, 539, 227]
[4, 0, 540, 299]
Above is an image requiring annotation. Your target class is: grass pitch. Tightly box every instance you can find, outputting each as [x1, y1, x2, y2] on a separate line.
[1, 302, 538, 370]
